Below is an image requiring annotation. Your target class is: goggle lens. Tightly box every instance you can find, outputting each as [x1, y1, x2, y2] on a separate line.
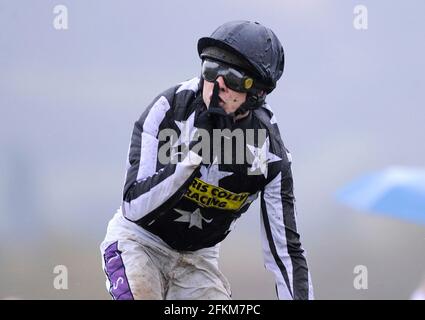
[202, 60, 254, 92]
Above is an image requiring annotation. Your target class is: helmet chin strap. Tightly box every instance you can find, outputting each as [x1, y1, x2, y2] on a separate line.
[235, 90, 266, 116]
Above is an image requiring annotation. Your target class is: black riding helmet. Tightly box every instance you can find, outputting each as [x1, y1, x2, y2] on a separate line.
[198, 20, 285, 94]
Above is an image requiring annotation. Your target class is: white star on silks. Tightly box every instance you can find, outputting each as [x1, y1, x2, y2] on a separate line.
[173, 112, 197, 149]
[246, 136, 281, 179]
[200, 157, 233, 186]
[174, 208, 213, 230]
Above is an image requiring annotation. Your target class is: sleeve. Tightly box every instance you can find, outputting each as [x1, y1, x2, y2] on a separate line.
[121, 93, 202, 223]
[260, 159, 314, 300]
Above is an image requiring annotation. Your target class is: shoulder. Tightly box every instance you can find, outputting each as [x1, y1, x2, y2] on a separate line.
[253, 103, 291, 164]
[172, 77, 202, 120]
[143, 77, 201, 114]
[252, 103, 293, 185]
[135, 77, 201, 130]
[157, 77, 201, 110]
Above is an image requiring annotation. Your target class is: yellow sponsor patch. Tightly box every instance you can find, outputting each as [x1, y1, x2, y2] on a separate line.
[184, 178, 249, 210]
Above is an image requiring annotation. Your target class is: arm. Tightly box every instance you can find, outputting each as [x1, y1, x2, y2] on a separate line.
[122, 94, 202, 223]
[260, 162, 314, 300]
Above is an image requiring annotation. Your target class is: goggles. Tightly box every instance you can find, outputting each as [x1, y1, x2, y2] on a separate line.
[201, 59, 254, 92]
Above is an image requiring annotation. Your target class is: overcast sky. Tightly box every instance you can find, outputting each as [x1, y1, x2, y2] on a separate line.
[1, 0, 424, 299]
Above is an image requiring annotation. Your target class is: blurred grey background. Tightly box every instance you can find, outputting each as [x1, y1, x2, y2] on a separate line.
[1, 0, 424, 299]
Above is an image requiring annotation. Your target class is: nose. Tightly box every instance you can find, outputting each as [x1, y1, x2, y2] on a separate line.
[215, 76, 228, 92]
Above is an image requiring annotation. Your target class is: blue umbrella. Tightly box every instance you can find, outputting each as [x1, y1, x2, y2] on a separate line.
[336, 166, 425, 225]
